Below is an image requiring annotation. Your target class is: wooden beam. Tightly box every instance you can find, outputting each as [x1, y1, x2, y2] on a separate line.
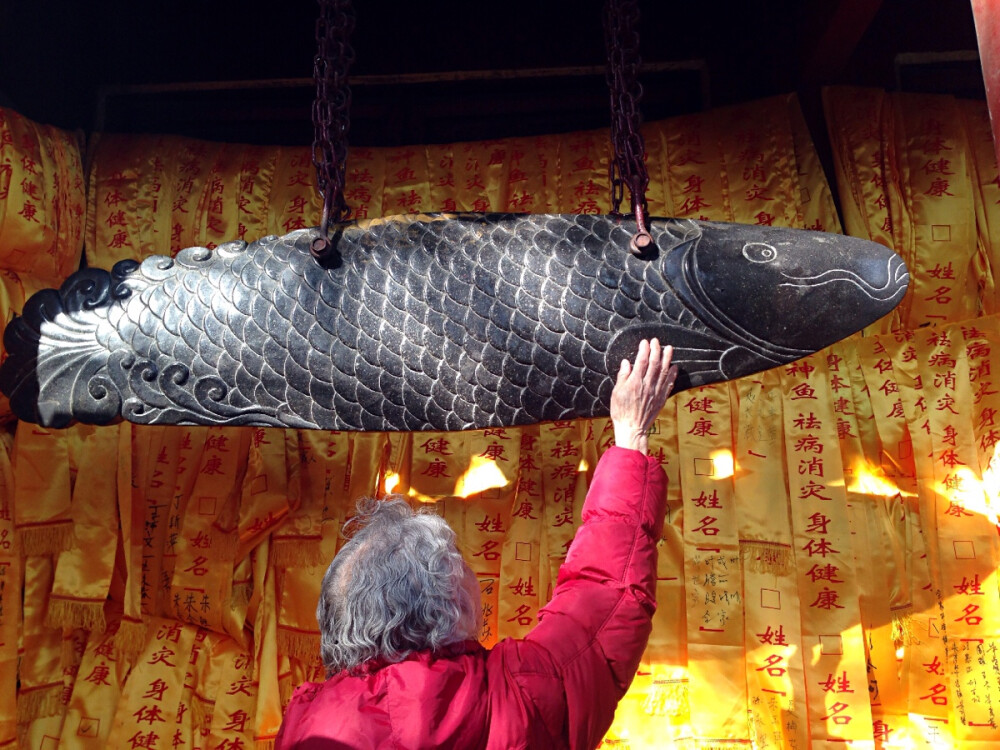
[799, 0, 886, 84]
[972, 0, 1000, 170]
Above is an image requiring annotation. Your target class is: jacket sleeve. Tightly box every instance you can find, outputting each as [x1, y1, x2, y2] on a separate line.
[519, 445, 667, 749]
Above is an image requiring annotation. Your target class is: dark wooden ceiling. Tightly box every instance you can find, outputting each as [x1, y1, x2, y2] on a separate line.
[0, 0, 985, 149]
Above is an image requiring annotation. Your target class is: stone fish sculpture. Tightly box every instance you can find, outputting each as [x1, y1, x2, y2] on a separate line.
[0, 213, 908, 431]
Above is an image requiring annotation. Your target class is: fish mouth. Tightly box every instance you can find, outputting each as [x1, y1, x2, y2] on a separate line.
[778, 255, 910, 302]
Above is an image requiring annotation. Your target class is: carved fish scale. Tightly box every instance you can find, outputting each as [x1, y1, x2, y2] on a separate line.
[0, 213, 908, 430]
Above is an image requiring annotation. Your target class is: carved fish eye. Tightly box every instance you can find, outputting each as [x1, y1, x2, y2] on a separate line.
[742, 242, 778, 263]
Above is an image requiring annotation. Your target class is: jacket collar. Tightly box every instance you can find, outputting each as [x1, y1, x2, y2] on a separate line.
[347, 639, 485, 677]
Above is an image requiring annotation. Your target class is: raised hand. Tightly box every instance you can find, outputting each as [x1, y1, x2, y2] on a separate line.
[609, 338, 678, 455]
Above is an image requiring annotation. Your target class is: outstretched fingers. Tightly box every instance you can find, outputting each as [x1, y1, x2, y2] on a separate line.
[609, 338, 679, 454]
[630, 338, 651, 382]
[663, 363, 679, 398]
[617, 353, 632, 387]
[656, 345, 677, 398]
[646, 338, 662, 380]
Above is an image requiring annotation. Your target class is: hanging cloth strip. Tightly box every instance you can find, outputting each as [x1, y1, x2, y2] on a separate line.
[47, 425, 121, 634]
[0, 431, 18, 749]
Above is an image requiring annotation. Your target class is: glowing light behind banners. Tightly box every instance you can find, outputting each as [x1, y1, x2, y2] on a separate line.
[401, 447, 526, 502]
[457, 454, 519, 499]
[849, 461, 907, 498]
[711, 449, 734, 479]
[383, 471, 400, 495]
[944, 463, 1000, 526]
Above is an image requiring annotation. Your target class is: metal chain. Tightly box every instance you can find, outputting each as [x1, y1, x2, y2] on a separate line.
[311, 0, 355, 261]
[603, 0, 652, 254]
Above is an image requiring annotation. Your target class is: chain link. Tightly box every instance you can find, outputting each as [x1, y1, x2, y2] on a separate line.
[309, 0, 647, 257]
[311, 0, 355, 260]
[604, 0, 652, 253]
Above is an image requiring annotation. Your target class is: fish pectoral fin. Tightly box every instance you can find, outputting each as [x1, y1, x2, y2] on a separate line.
[606, 326, 785, 395]
[606, 324, 733, 391]
[718, 346, 780, 380]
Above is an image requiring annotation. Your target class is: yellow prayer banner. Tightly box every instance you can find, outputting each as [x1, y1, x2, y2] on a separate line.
[539, 420, 588, 594]
[253, 542, 283, 748]
[642, 400, 683, 666]
[497, 425, 543, 641]
[169, 427, 249, 639]
[734, 372, 810, 750]
[105, 618, 197, 749]
[206, 638, 257, 750]
[60, 627, 129, 749]
[824, 86, 988, 333]
[48, 425, 120, 634]
[13, 425, 73, 556]
[677, 384, 747, 741]
[781, 353, 874, 741]
[961, 101, 1000, 316]
[0, 108, 85, 285]
[0, 432, 18, 748]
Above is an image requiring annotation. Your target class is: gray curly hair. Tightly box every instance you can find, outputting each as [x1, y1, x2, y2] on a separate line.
[317, 496, 481, 676]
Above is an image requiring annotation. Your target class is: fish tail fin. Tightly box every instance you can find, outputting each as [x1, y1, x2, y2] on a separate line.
[0, 269, 122, 427]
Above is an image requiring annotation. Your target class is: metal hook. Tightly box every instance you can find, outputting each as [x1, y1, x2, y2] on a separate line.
[629, 202, 653, 256]
[311, 205, 336, 264]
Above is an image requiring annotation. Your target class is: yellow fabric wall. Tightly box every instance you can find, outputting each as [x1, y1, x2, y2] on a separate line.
[0, 90, 999, 748]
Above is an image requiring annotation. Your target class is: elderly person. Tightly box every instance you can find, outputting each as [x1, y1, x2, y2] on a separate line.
[276, 339, 677, 750]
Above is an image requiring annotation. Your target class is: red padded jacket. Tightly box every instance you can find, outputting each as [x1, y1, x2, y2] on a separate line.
[275, 445, 667, 749]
